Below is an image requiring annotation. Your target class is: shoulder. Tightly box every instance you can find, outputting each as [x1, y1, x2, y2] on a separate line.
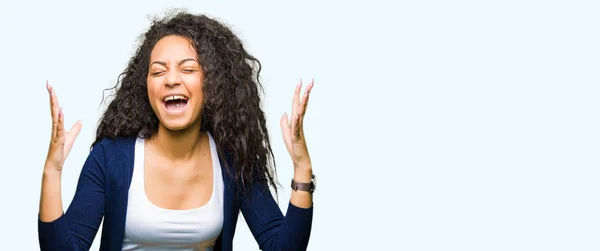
[94, 136, 137, 148]
[90, 136, 137, 162]
[86, 136, 137, 185]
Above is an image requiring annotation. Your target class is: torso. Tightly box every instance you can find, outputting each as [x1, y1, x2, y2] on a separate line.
[122, 132, 224, 251]
[144, 132, 214, 210]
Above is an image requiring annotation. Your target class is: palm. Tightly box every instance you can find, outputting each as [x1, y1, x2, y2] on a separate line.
[45, 82, 82, 171]
[280, 79, 314, 166]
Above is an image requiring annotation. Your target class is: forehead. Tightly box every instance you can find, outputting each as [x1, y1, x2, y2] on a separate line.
[150, 35, 198, 61]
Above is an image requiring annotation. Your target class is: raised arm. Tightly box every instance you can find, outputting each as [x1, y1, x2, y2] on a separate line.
[241, 79, 315, 251]
[38, 82, 105, 251]
[279, 79, 315, 210]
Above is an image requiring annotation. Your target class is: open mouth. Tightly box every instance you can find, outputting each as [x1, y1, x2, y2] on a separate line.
[162, 95, 189, 110]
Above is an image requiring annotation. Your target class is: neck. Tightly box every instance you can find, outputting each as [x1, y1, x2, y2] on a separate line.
[152, 120, 204, 160]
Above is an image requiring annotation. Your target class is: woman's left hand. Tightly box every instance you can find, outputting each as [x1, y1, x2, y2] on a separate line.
[280, 78, 314, 171]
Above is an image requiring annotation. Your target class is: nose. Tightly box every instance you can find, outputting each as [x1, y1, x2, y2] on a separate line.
[164, 69, 182, 88]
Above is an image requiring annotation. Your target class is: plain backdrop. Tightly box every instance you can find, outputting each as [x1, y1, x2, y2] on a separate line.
[0, 0, 599, 250]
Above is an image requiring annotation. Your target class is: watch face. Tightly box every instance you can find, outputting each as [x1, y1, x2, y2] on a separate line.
[312, 175, 316, 190]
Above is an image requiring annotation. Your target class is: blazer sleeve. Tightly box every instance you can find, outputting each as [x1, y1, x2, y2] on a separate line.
[37, 143, 107, 251]
[239, 178, 314, 251]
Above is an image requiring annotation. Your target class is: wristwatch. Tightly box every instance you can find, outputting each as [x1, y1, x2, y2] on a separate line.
[291, 174, 316, 193]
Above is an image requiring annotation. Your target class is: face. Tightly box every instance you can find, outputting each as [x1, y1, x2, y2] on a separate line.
[147, 35, 204, 131]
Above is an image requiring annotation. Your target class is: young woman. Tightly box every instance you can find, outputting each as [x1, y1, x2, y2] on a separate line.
[38, 11, 315, 251]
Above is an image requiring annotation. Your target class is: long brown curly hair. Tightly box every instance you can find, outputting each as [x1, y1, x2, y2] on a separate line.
[94, 10, 278, 196]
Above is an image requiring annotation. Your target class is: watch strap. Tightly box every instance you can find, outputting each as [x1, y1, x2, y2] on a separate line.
[291, 176, 315, 193]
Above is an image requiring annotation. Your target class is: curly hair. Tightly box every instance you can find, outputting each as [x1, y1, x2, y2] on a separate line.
[94, 10, 278, 197]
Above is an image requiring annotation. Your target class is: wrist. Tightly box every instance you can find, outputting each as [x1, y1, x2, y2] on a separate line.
[43, 169, 62, 177]
[43, 163, 62, 176]
[293, 165, 313, 183]
[293, 160, 312, 170]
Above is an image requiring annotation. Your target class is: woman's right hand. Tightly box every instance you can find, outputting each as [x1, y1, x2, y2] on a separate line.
[45, 81, 82, 173]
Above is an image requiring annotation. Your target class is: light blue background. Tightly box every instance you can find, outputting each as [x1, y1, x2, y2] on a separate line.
[0, 0, 598, 250]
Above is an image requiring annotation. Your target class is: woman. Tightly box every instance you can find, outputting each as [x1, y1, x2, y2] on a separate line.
[38, 11, 315, 251]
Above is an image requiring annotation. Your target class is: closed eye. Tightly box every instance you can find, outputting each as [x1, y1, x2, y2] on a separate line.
[182, 69, 197, 73]
[150, 71, 165, 77]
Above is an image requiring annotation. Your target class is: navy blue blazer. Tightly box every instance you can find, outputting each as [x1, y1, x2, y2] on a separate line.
[37, 136, 313, 251]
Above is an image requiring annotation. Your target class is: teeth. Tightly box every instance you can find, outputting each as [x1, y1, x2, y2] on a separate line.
[163, 95, 188, 102]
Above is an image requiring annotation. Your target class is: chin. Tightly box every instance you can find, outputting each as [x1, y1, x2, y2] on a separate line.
[159, 118, 197, 132]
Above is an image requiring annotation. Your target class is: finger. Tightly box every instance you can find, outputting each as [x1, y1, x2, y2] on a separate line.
[64, 121, 83, 156]
[280, 113, 292, 145]
[47, 82, 55, 130]
[292, 80, 302, 117]
[293, 80, 313, 141]
[68, 121, 83, 139]
[297, 79, 314, 118]
[48, 83, 61, 137]
[292, 113, 302, 141]
[55, 107, 65, 143]
[48, 82, 60, 117]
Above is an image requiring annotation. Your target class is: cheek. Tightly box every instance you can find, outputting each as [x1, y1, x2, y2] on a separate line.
[146, 79, 162, 105]
[146, 78, 158, 93]
[184, 75, 204, 97]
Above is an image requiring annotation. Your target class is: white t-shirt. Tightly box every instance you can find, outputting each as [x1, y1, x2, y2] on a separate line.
[122, 133, 224, 251]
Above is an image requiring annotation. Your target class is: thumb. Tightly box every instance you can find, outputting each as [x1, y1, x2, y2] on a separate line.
[69, 120, 83, 138]
[64, 121, 83, 154]
[280, 113, 292, 147]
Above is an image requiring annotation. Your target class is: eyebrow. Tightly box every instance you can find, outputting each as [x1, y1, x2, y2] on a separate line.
[150, 58, 199, 67]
